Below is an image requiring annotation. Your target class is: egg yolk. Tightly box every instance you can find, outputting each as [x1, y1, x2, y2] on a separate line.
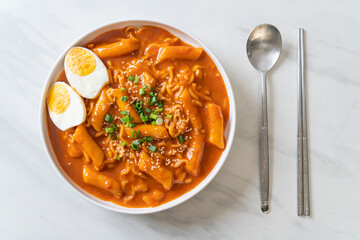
[66, 47, 96, 76]
[48, 83, 70, 114]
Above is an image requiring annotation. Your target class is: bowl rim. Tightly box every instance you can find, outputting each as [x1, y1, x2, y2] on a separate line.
[39, 19, 236, 214]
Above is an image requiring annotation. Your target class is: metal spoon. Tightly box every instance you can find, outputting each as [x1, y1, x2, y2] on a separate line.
[246, 24, 282, 213]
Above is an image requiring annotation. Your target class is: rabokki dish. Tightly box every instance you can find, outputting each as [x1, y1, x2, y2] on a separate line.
[47, 25, 230, 208]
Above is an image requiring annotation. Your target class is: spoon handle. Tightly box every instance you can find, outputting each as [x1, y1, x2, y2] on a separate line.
[260, 72, 270, 213]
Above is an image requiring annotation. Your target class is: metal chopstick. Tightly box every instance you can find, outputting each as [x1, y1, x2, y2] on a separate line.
[297, 28, 304, 216]
[298, 28, 310, 217]
[300, 28, 310, 216]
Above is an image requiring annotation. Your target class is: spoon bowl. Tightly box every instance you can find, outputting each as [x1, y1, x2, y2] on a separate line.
[247, 24, 282, 73]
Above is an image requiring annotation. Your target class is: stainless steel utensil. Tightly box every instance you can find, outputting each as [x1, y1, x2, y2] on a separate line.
[246, 24, 282, 213]
[297, 28, 310, 217]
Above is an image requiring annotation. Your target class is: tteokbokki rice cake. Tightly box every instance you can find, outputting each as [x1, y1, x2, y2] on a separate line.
[47, 25, 230, 208]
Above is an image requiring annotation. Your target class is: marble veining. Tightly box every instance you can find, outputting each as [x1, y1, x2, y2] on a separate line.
[0, 0, 359, 239]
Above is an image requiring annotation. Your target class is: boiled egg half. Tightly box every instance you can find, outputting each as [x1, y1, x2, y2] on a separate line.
[64, 47, 109, 99]
[47, 82, 86, 131]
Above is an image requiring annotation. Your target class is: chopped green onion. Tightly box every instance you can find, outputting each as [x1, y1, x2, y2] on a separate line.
[128, 75, 135, 81]
[133, 100, 143, 110]
[139, 88, 146, 96]
[145, 108, 153, 113]
[166, 114, 172, 119]
[156, 117, 163, 125]
[178, 134, 185, 144]
[105, 114, 113, 123]
[121, 87, 126, 92]
[149, 145, 158, 153]
[142, 85, 147, 89]
[120, 141, 127, 147]
[137, 130, 142, 137]
[131, 139, 141, 150]
[115, 156, 122, 161]
[140, 112, 149, 122]
[156, 107, 163, 113]
[148, 85, 154, 90]
[151, 121, 157, 126]
[120, 110, 128, 116]
[149, 96, 158, 105]
[157, 100, 163, 108]
[150, 112, 158, 120]
[121, 115, 130, 124]
[110, 133, 117, 140]
[105, 123, 118, 134]
[131, 130, 138, 139]
[129, 122, 136, 128]
[143, 136, 153, 142]
[147, 98, 150, 102]
[121, 96, 128, 101]
[134, 75, 140, 84]
[150, 91, 156, 97]
[110, 123, 118, 131]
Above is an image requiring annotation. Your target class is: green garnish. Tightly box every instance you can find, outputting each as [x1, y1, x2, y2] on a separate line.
[149, 96, 158, 105]
[133, 100, 143, 111]
[121, 87, 126, 92]
[139, 88, 146, 96]
[150, 91, 156, 97]
[148, 85, 154, 90]
[150, 112, 158, 120]
[143, 136, 153, 142]
[120, 110, 128, 116]
[137, 130, 142, 137]
[134, 75, 140, 84]
[140, 112, 149, 123]
[178, 134, 185, 144]
[129, 136, 153, 151]
[129, 122, 136, 128]
[105, 114, 113, 123]
[145, 108, 153, 113]
[115, 156, 122, 161]
[166, 114, 172, 119]
[128, 75, 135, 81]
[110, 123, 118, 131]
[105, 124, 118, 134]
[149, 145, 158, 153]
[121, 96, 128, 101]
[110, 133, 117, 140]
[157, 100, 163, 108]
[151, 121, 157, 126]
[131, 130, 138, 139]
[156, 108, 163, 113]
[120, 141, 127, 147]
[131, 139, 141, 150]
[121, 115, 131, 124]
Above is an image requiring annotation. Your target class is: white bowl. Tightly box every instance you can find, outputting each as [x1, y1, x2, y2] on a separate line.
[39, 20, 236, 214]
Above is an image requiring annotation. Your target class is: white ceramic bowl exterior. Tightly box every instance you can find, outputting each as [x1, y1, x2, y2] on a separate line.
[40, 20, 236, 214]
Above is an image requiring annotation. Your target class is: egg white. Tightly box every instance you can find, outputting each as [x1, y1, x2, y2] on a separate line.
[48, 82, 86, 131]
[64, 47, 109, 99]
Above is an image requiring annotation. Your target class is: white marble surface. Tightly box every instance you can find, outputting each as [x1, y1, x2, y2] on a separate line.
[1, 0, 359, 239]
